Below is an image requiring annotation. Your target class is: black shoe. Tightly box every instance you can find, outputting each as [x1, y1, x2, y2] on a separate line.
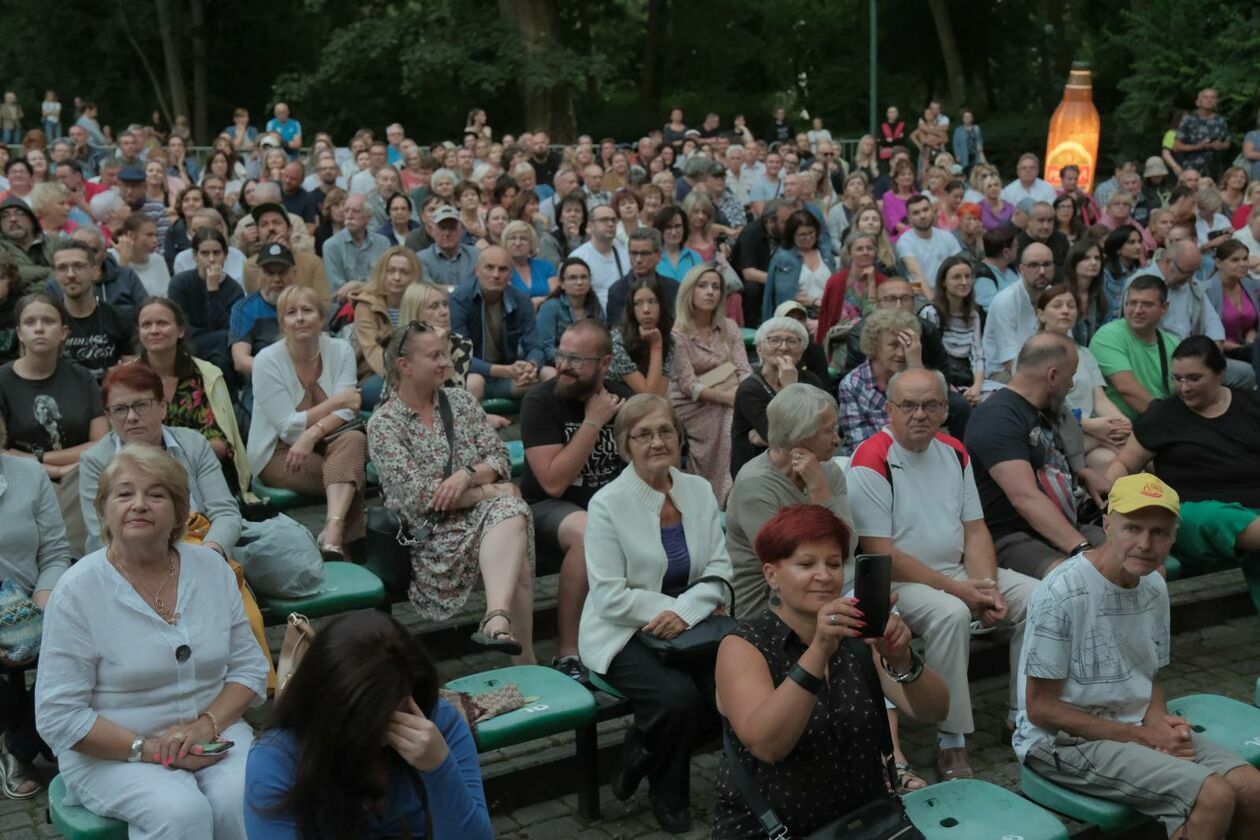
[650, 795, 692, 834]
[611, 732, 650, 802]
[552, 655, 584, 681]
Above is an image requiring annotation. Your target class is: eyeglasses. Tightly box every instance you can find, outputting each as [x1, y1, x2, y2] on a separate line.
[1021, 261, 1054, 271]
[54, 261, 92, 274]
[878, 294, 915, 306]
[763, 335, 802, 348]
[629, 426, 678, 445]
[106, 398, 161, 420]
[555, 351, 603, 368]
[629, 249, 657, 258]
[889, 400, 946, 415]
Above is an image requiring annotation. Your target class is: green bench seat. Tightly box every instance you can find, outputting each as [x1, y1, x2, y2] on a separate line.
[904, 778, 1068, 839]
[250, 477, 322, 511]
[507, 440, 524, 478]
[1020, 764, 1148, 834]
[481, 397, 521, 416]
[586, 670, 627, 700]
[366, 460, 379, 487]
[1167, 693, 1260, 768]
[48, 775, 127, 839]
[741, 327, 756, 349]
[256, 561, 386, 624]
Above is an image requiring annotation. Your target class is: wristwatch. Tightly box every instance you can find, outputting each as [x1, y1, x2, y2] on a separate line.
[126, 735, 146, 763]
[881, 647, 925, 684]
[463, 465, 476, 480]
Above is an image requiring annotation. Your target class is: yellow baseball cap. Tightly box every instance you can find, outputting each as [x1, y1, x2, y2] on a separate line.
[1107, 473, 1180, 518]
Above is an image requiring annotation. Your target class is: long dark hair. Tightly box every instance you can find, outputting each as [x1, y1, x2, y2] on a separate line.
[135, 296, 197, 377]
[1103, 224, 1139, 277]
[931, 255, 976, 318]
[621, 274, 674, 374]
[264, 610, 441, 839]
[1064, 238, 1105, 320]
[548, 256, 601, 317]
[1053, 193, 1084, 240]
[550, 193, 588, 254]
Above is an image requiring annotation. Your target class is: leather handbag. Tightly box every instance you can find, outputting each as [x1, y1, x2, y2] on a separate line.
[276, 612, 315, 698]
[364, 389, 457, 596]
[722, 640, 925, 839]
[634, 575, 737, 666]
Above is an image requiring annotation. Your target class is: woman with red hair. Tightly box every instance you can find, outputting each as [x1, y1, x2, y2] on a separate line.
[712, 504, 948, 838]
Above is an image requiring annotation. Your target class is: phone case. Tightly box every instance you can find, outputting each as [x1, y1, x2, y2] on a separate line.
[853, 554, 892, 638]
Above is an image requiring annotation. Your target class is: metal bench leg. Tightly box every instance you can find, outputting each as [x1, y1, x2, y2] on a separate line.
[575, 721, 601, 821]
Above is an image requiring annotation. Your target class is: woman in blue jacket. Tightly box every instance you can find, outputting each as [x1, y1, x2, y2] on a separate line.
[245, 610, 493, 839]
[762, 210, 836, 323]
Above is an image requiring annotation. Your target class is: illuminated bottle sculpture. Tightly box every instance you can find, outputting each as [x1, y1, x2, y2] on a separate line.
[1044, 63, 1101, 193]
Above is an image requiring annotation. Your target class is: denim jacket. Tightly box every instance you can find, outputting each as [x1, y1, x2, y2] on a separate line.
[449, 282, 546, 375]
[763, 247, 837, 322]
[535, 295, 604, 363]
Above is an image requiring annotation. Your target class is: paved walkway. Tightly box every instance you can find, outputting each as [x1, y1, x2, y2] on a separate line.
[17, 613, 1260, 838]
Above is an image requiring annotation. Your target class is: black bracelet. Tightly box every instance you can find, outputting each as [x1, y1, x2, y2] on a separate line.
[881, 647, 925, 684]
[786, 663, 824, 694]
[1069, 540, 1093, 556]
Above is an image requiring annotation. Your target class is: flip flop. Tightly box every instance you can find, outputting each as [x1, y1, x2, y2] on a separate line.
[471, 609, 523, 655]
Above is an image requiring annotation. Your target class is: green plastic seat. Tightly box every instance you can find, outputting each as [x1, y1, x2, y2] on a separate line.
[1167, 693, 1260, 767]
[1255, 676, 1260, 709]
[586, 670, 627, 700]
[1163, 554, 1183, 581]
[1020, 764, 1148, 834]
[445, 665, 597, 751]
[250, 477, 321, 511]
[48, 775, 128, 839]
[507, 440, 525, 478]
[257, 561, 386, 623]
[365, 460, 379, 486]
[903, 779, 1067, 839]
[481, 397, 521, 416]
[742, 327, 757, 349]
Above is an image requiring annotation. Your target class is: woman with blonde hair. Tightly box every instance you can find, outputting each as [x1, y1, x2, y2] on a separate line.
[669, 265, 751, 506]
[851, 206, 900, 276]
[351, 246, 423, 408]
[397, 281, 475, 392]
[850, 134, 880, 182]
[503, 219, 557, 310]
[248, 285, 365, 558]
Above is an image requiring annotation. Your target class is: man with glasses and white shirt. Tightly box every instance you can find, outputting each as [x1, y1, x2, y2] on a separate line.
[570, 205, 629, 310]
[519, 320, 632, 680]
[983, 242, 1056, 381]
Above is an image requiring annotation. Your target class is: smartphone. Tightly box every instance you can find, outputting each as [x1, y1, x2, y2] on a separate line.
[853, 554, 892, 638]
[195, 740, 235, 755]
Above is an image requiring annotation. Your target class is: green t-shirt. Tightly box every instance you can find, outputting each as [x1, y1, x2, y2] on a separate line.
[1088, 320, 1178, 420]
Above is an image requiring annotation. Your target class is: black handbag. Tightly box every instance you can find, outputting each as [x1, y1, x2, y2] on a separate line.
[365, 390, 457, 596]
[722, 641, 925, 839]
[634, 575, 737, 666]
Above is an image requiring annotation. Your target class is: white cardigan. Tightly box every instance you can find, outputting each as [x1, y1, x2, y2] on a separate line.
[246, 334, 357, 470]
[579, 466, 733, 674]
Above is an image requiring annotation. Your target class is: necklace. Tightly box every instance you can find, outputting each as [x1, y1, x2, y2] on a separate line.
[110, 548, 180, 624]
[287, 340, 321, 364]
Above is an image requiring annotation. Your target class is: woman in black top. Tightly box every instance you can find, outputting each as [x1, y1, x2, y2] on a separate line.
[730, 316, 823, 478]
[714, 504, 947, 838]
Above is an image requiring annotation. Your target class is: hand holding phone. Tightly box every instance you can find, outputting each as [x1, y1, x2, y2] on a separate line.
[853, 554, 892, 638]
[193, 739, 234, 756]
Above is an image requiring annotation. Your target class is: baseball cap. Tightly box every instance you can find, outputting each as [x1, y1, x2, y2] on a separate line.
[706, 162, 727, 178]
[774, 300, 808, 320]
[1143, 156, 1169, 178]
[251, 202, 289, 225]
[256, 242, 295, 269]
[259, 135, 280, 149]
[431, 204, 461, 225]
[117, 165, 146, 183]
[1107, 473, 1180, 518]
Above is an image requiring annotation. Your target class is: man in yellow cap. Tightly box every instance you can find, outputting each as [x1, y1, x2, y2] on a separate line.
[1012, 473, 1260, 837]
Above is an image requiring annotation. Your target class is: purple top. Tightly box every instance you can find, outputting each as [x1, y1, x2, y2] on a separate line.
[660, 522, 691, 596]
[981, 200, 1015, 231]
[1221, 288, 1258, 345]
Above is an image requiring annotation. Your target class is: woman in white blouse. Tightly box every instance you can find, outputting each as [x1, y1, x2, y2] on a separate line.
[35, 444, 269, 839]
[247, 285, 365, 558]
[579, 393, 732, 834]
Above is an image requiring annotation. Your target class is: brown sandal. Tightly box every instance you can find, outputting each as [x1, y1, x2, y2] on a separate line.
[895, 761, 928, 794]
[471, 609, 522, 655]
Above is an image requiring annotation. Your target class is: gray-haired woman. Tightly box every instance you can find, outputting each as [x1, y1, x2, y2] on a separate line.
[729, 316, 825, 478]
[725, 383, 856, 616]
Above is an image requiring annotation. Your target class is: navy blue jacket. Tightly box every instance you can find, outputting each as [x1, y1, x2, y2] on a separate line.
[449, 281, 546, 375]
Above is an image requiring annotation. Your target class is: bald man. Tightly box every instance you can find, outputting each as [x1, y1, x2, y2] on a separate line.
[449, 246, 556, 400]
[966, 333, 1108, 579]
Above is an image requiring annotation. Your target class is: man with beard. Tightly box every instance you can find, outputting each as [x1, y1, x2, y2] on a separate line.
[0, 195, 51, 291]
[519, 319, 631, 680]
[965, 333, 1108, 579]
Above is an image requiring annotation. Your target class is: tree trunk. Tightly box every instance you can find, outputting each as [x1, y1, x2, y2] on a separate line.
[638, 0, 663, 112]
[153, 0, 190, 125]
[189, 0, 208, 143]
[926, 0, 967, 110]
[497, 0, 576, 141]
[116, 0, 173, 124]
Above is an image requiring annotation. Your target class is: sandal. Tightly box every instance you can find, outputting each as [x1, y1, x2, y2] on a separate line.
[317, 516, 346, 562]
[894, 761, 928, 794]
[471, 609, 523, 655]
[0, 741, 42, 800]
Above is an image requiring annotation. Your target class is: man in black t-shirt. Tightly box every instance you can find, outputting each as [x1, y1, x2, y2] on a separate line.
[964, 333, 1106, 579]
[51, 240, 133, 379]
[733, 199, 791, 328]
[519, 320, 631, 679]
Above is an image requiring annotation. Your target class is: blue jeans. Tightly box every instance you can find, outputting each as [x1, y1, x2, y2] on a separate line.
[0, 128, 19, 146]
[43, 119, 61, 141]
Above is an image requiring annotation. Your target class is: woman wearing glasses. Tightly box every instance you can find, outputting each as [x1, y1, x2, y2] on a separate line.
[368, 321, 536, 661]
[730, 316, 824, 478]
[580, 393, 732, 834]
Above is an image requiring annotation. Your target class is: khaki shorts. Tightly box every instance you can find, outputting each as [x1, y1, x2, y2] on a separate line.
[1023, 731, 1249, 837]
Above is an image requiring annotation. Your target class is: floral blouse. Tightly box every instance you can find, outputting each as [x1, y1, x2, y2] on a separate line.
[166, 371, 225, 445]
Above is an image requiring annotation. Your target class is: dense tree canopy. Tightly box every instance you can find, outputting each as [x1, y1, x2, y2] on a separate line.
[1, 0, 1257, 169]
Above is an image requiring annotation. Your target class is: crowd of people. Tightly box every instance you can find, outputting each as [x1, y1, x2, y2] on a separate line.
[1, 90, 1260, 837]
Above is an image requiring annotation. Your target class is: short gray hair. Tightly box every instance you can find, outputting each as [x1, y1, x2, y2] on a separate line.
[628, 227, 662, 251]
[431, 168, 458, 188]
[888, 368, 947, 402]
[89, 190, 123, 223]
[612, 393, 680, 463]
[754, 316, 807, 351]
[766, 384, 836, 450]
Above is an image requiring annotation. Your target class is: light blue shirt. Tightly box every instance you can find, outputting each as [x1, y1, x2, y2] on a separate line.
[322, 227, 392, 291]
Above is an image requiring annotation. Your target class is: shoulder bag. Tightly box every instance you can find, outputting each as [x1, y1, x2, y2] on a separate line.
[634, 575, 737, 667]
[275, 612, 315, 699]
[722, 639, 925, 839]
[365, 389, 457, 596]
[0, 581, 42, 663]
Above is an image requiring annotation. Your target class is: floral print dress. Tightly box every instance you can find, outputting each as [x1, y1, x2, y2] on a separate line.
[367, 387, 534, 620]
[164, 371, 226, 447]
